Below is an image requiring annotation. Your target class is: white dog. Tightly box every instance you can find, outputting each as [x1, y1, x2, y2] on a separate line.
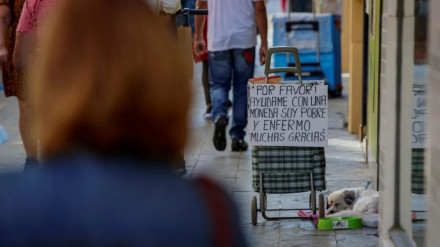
[326, 187, 379, 217]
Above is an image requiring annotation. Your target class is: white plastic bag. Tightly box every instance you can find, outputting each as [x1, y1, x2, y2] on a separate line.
[144, 0, 181, 14]
[160, 0, 181, 14]
[0, 124, 8, 145]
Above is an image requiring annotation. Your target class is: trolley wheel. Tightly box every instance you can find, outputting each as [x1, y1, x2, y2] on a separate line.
[318, 194, 325, 218]
[251, 196, 258, 226]
[310, 190, 317, 214]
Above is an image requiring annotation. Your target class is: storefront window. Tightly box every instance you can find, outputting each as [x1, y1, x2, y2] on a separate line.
[411, 0, 428, 246]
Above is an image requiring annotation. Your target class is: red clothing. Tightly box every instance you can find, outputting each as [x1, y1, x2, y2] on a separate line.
[281, 0, 287, 12]
[17, 0, 55, 33]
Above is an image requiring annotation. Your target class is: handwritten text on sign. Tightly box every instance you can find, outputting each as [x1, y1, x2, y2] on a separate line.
[248, 83, 328, 147]
[412, 84, 426, 148]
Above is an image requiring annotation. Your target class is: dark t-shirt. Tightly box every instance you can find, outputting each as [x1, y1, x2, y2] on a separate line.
[0, 154, 247, 246]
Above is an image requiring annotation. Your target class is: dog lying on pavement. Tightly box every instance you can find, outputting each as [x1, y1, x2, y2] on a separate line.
[326, 188, 379, 217]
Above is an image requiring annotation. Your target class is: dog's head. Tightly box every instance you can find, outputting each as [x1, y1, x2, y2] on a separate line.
[326, 190, 356, 214]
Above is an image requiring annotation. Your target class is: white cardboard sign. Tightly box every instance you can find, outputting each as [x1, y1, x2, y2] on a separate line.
[412, 84, 426, 149]
[248, 82, 328, 147]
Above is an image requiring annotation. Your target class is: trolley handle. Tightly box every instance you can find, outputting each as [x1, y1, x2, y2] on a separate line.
[178, 8, 208, 15]
[285, 21, 319, 32]
[264, 47, 302, 83]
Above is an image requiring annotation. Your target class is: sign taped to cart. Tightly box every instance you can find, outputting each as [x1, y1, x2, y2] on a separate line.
[248, 82, 328, 147]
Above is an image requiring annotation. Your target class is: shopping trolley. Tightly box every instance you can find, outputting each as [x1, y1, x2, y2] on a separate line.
[249, 47, 326, 225]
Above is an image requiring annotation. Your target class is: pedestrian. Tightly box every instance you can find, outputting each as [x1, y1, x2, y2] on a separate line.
[0, 0, 37, 169]
[192, 14, 213, 119]
[11, 0, 56, 170]
[175, 1, 213, 120]
[194, 0, 268, 152]
[14, 0, 56, 71]
[0, 0, 248, 245]
[191, 14, 232, 120]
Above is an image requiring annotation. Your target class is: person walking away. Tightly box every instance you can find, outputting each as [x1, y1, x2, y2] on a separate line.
[0, 0, 36, 169]
[191, 14, 231, 120]
[12, 0, 57, 170]
[14, 0, 56, 71]
[194, 0, 268, 152]
[193, 17, 233, 121]
[192, 14, 212, 119]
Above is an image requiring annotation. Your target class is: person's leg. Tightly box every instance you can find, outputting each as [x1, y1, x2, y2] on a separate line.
[202, 60, 211, 105]
[202, 60, 212, 119]
[230, 48, 255, 151]
[208, 50, 232, 151]
[18, 100, 38, 168]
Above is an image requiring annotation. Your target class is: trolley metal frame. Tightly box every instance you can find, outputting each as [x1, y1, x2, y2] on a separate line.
[284, 1, 325, 80]
[250, 47, 326, 225]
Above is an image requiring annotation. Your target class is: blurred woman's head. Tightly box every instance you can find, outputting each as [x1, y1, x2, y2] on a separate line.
[31, 0, 192, 161]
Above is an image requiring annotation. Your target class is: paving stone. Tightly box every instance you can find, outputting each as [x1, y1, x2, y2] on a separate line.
[233, 172, 254, 192]
[413, 236, 425, 247]
[412, 222, 426, 238]
[0, 95, 26, 168]
[184, 158, 198, 167]
[242, 221, 281, 236]
[326, 173, 370, 181]
[238, 163, 253, 172]
[325, 161, 368, 170]
[279, 221, 334, 237]
[232, 192, 277, 225]
[204, 177, 236, 193]
[196, 156, 241, 167]
[251, 236, 280, 247]
[325, 155, 366, 164]
[412, 194, 427, 211]
[335, 227, 378, 236]
[0, 164, 22, 173]
[191, 157, 239, 177]
[326, 167, 368, 176]
[335, 233, 379, 247]
[280, 236, 337, 247]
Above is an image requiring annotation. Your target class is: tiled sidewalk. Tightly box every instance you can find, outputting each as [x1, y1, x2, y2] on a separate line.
[184, 1, 380, 245]
[0, 94, 26, 171]
[185, 63, 378, 247]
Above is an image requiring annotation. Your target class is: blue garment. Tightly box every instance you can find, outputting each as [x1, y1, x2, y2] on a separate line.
[0, 124, 8, 145]
[176, 0, 196, 32]
[0, 153, 247, 246]
[208, 48, 255, 140]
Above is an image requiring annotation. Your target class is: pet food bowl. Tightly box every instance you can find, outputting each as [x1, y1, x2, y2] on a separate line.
[317, 217, 363, 230]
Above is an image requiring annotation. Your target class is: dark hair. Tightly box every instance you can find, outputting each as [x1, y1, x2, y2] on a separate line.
[31, 0, 193, 161]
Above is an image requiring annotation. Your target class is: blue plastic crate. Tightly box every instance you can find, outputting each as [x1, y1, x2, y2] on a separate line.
[272, 13, 342, 94]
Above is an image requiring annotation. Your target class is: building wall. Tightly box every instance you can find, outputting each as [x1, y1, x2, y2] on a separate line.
[341, 0, 350, 73]
[367, 0, 382, 161]
[378, 0, 414, 245]
[426, 0, 440, 246]
[347, 0, 364, 135]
